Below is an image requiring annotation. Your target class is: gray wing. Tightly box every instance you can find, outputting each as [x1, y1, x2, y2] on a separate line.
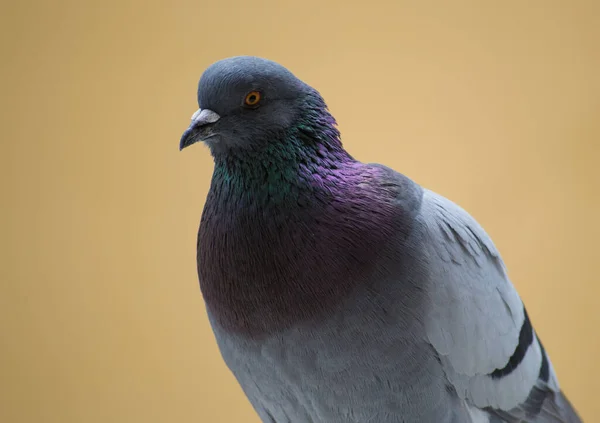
[418, 189, 581, 422]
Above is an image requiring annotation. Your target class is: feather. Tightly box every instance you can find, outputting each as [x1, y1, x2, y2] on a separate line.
[419, 189, 581, 421]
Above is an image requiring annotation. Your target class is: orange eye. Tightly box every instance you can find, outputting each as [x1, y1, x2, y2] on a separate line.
[244, 91, 261, 107]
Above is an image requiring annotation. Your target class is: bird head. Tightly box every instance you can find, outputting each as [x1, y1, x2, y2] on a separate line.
[179, 56, 316, 154]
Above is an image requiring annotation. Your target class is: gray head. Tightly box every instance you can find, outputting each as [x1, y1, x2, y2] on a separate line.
[179, 56, 316, 153]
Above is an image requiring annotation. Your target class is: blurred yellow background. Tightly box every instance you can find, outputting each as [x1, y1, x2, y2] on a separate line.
[1, 0, 598, 422]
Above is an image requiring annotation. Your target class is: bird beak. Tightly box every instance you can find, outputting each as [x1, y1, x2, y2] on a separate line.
[179, 109, 221, 150]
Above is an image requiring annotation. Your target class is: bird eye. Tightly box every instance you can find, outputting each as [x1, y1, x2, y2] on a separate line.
[244, 91, 261, 107]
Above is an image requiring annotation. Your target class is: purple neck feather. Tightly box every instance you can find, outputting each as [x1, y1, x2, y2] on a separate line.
[197, 104, 404, 338]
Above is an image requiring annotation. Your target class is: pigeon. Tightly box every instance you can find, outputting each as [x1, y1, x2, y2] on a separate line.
[179, 56, 582, 423]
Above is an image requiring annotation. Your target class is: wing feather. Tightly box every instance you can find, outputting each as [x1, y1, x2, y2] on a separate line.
[417, 189, 580, 421]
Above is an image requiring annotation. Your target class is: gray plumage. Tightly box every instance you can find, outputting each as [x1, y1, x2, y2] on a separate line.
[180, 56, 582, 422]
